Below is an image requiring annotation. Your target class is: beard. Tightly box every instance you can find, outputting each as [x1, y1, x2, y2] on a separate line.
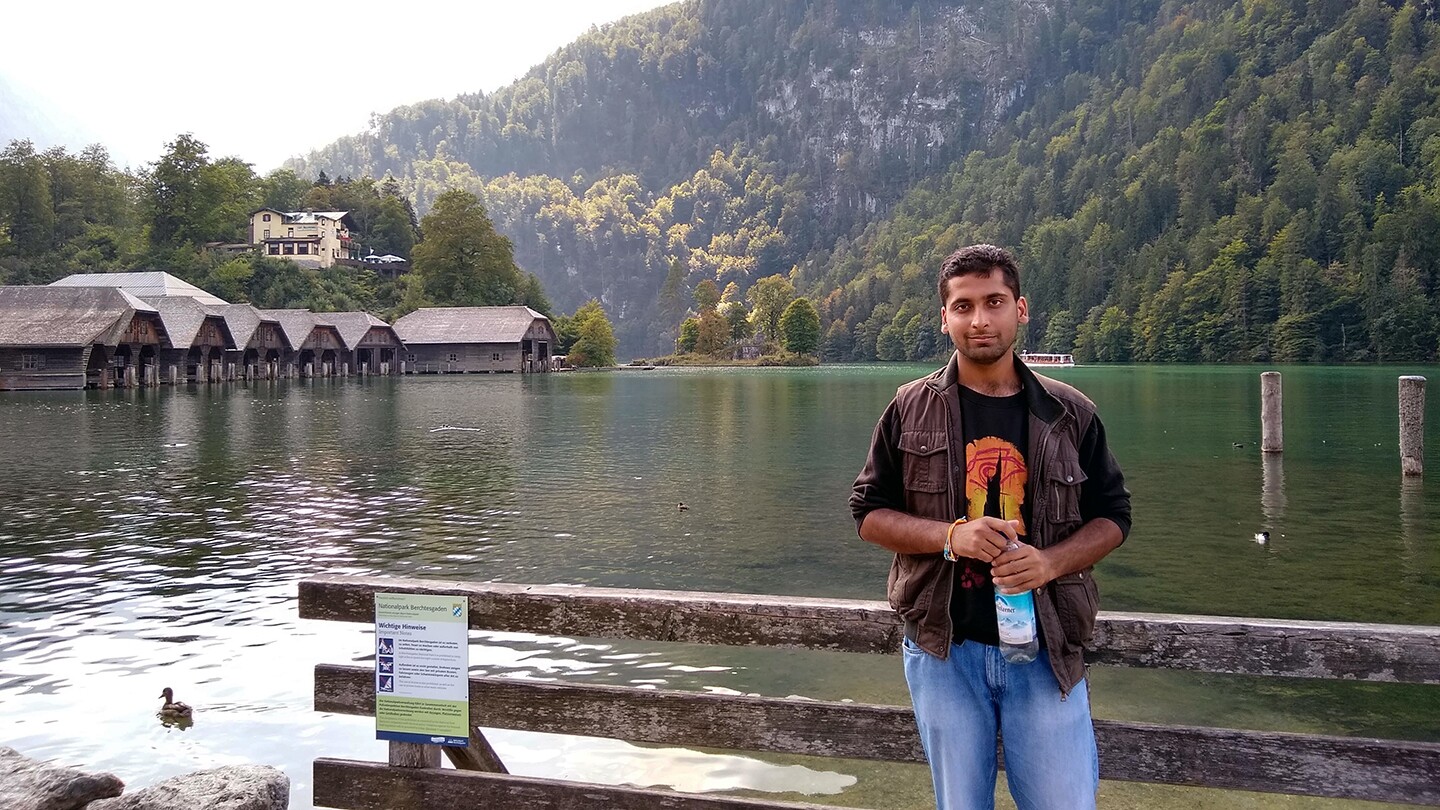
[956, 334, 1013, 365]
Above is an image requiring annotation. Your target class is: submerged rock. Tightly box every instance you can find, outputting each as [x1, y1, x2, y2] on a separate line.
[0, 746, 125, 810]
[86, 765, 289, 810]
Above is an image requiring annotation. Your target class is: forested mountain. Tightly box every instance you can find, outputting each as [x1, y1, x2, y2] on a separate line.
[813, 0, 1440, 363]
[6, 1, 1439, 362]
[293, 0, 1045, 353]
[296, 0, 1440, 361]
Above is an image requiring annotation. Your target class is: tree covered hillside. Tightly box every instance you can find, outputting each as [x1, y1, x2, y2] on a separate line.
[294, 0, 1042, 353]
[304, 1, 1440, 361]
[814, 0, 1440, 363]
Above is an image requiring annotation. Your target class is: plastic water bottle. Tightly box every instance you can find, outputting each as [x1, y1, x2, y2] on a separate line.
[994, 543, 1038, 663]
[995, 588, 1039, 663]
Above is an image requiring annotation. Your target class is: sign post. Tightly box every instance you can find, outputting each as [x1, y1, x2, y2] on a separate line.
[374, 593, 469, 747]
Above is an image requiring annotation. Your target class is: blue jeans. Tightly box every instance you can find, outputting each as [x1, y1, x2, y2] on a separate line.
[902, 637, 1098, 810]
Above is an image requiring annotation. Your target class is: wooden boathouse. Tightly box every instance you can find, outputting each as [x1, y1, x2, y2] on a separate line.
[261, 309, 349, 377]
[391, 306, 556, 373]
[325, 312, 404, 375]
[0, 286, 168, 390]
[206, 304, 291, 379]
[147, 297, 236, 384]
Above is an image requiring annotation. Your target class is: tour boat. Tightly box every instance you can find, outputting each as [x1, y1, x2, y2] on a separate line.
[1019, 352, 1075, 367]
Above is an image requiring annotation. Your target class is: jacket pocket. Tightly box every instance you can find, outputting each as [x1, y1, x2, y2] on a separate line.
[1047, 458, 1088, 525]
[1052, 569, 1099, 646]
[898, 430, 948, 494]
[887, 554, 934, 618]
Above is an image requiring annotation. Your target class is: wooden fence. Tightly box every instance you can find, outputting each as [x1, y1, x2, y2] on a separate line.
[299, 574, 1440, 808]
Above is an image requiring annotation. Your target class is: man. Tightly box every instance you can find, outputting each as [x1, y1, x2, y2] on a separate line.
[850, 244, 1130, 810]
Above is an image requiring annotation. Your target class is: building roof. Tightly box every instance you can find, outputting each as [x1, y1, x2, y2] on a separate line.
[204, 303, 288, 349]
[142, 296, 235, 348]
[252, 208, 351, 224]
[257, 309, 321, 348]
[392, 306, 552, 345]
[49, 272, 229, 306]
[322, 312, 400, 349]
[0, 286, 160, 348]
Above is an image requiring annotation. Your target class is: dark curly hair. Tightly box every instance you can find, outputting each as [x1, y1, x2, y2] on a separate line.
[938, 244, 1021, 302]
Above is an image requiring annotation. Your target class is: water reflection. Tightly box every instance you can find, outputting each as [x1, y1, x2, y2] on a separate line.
[1399, 477, 1426, 582]
[1261, 453, 1287, 525]
[0, 368, 1437, 810]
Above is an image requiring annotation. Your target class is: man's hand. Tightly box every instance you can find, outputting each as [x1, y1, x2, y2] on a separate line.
[951, 517, 1020, 563]
[990, 540, 1056, 594]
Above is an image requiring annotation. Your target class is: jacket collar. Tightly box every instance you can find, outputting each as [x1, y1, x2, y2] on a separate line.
[925, 351, 1063, 423]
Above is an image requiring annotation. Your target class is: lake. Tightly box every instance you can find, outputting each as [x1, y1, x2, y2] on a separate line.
[1, 364, 1436, 809]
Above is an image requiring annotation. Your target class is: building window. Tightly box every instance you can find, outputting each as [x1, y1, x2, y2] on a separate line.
[297, 243, 309, 255]
[268, 244, 280, 255]
[263, 213, 272, 222]
[492, 352, 502, 361]
[283, 243, 295, 255]
[263, 229, 270, 239]
[287, 228, 294, 237]
[21, 353, 43, 370]
[448, 353, 459, 362]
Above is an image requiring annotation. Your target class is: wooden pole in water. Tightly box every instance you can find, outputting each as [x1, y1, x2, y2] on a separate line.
[1400, 376, 1425, 476]
[1261, 372, 1283, 453]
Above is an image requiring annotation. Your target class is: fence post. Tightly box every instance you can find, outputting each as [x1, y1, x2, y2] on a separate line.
[388, 742, 440, 769]
[1400, 376, 1425, 476]
[1261, 372, 1283, 453]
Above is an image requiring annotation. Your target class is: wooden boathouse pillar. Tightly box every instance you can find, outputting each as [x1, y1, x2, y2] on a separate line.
[1400, 376, 1425, 476]
[1261, 372, 1282, 453]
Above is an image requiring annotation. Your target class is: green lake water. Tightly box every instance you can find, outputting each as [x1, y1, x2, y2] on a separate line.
[0, 364, 1436, 808]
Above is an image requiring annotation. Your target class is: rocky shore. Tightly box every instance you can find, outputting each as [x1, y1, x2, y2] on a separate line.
[0, 748, 288, 810]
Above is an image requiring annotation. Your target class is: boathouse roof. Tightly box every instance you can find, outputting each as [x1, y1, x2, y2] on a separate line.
[322, 312, 401, 350]
[0, 286, 160, 348]
[143, 296, 236, 349]
[203, 304, 289, 350]
[391, 306, 551, 345]
[50, 271, 229, 306]
[259, 309, 322, 349]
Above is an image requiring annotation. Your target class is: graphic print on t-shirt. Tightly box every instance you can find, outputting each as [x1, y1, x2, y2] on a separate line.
[954, 437, 1029, 591]
[965, 436, 1029, 534]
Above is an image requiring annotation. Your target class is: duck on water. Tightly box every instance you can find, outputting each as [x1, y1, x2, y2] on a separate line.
[157, 687, 192, 719]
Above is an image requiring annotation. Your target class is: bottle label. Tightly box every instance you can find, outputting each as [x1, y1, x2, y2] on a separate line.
[995, 591, 1036, 645]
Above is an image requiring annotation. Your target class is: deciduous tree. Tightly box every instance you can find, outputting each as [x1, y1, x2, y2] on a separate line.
[747, 274, 796, 342]
[780, 297, 821, 354]
[568, 299, 618, 367]
[412, 189, 523, 306]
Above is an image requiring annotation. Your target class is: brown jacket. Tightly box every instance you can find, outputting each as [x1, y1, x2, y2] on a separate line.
[850, 354, 1131, 694]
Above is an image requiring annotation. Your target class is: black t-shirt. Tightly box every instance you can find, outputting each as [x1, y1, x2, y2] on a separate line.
[949, 385, 1031, 646]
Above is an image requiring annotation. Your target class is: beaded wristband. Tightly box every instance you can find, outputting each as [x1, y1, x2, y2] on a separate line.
[942, 516, 967, 561]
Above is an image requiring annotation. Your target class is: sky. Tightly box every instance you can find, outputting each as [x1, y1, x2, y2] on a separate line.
[1, 0, 669, 173]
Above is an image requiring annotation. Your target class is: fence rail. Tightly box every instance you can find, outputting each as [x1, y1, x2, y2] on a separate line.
[300, 574, 1440, 683]
[300, 574, 1440, 808]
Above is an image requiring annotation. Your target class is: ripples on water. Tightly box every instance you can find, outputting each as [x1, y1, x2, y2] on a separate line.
[1, 369, 1436, 809]
[0, 379, 878, 809]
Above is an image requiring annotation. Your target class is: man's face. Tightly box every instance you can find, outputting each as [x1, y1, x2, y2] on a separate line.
[940, 268, 1029, 366]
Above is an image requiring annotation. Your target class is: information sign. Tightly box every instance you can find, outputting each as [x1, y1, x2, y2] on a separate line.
[374, 592, 469, 746]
